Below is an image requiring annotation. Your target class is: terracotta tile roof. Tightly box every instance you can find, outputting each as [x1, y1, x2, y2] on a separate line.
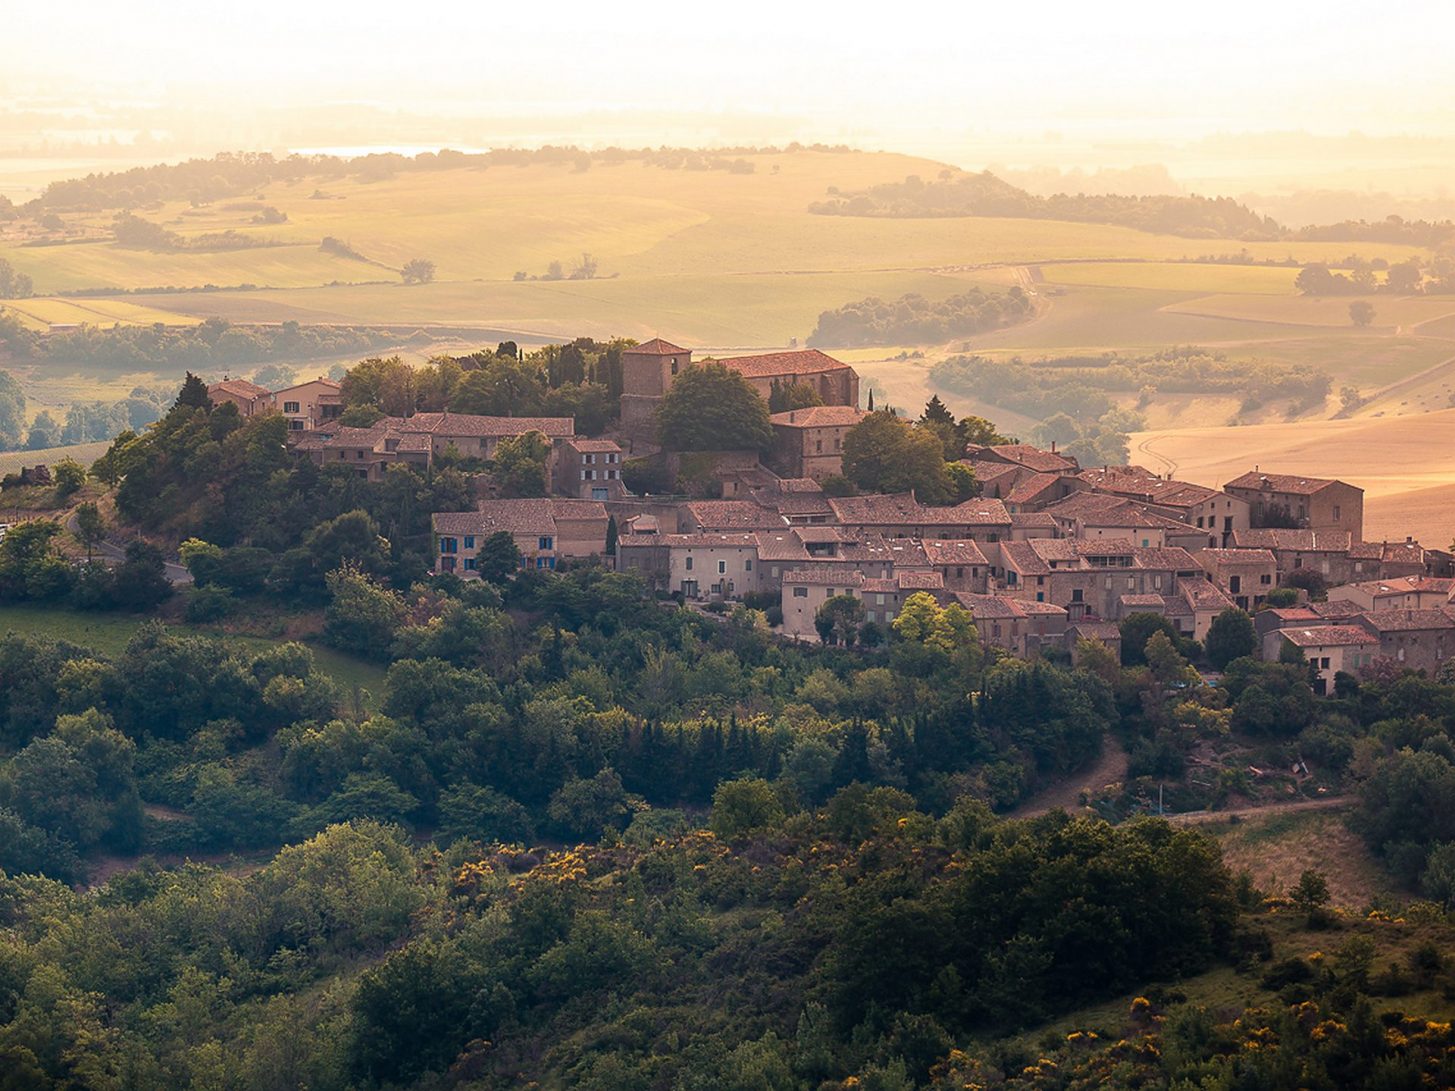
[1134, 546, 1201, 570]
[1265, 606, 1321, 623]
[947, 498, 1013, 524]
[710, 348, 851, 378]
[783, 567, 865, 587]
[1232, 529, 1353, 553]
[775, 477, 826, 494]
[1005, 472, 1064, 505]
[209, 378, 271, 399]
[1357, 609, 1455, 633]
[473, 499, 558, 535]
[1019, 599, 1070, 616]
[273, 378, 342, 394]
[1282, 625, 1379, 648]
[879, 538, 933, 566]
[1000, 540, 1051, 575]
[1178, 578, 1234, 611]
[978, 444, 1078, 473]
[753, 531, 812, 562]
[629, 338, 688, 355]
[1120, 593, 1168, 608]
[923, 540, 989, 566]
[433, 499, 606, 539]
[951, 593, 1024, 619]
[1197, 548, 1277, 566]
[617, 534, 666, 549]
[1348, 540, 1426, 563]
[1308, 601, 1368, 620]
[1339, 576, 1455, 597]
[1082, 506, 1169, 529]
[661, 533, 758, 549]
[971, 462, 1020, 485]
[1225, 471, 1356, 495]
[319, 425, 391, 448]
[896, 571, 945, 590]
[1067, 621, 1121, 640]
[1010, 512, 1058, 530]
[684, 500, 789, 530]
[405, 412, 574, 438]
[623, 514, 659, 533]
[551, 499, 609, 520]
[769, 406, 866, 428]
[1044, 492, 1139, 520]
[964, 595, 1060, 620]
[567, 438, 622, 453]
[793, 525, 849, 543]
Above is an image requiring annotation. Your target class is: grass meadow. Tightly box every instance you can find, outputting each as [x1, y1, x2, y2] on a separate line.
[0, 602, 387, 704]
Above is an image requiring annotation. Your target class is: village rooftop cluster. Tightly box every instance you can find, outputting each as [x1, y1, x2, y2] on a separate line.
[211, 342, 1455, 694]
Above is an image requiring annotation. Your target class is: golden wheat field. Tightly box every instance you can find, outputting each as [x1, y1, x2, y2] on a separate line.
[0, 149, 1436, 349]
[1131, 409, 1455, 548]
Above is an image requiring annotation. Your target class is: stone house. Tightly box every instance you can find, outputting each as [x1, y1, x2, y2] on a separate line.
[767, 406, 866, 481]
[1225, 470, 1364, 542]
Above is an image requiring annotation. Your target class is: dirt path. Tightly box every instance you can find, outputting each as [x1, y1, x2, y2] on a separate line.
[1164, 795, 1353, 825]
[1134, 433, 1179, 477]
[1010, 740, 1130, 818]
[1352, 346, 1455, 415]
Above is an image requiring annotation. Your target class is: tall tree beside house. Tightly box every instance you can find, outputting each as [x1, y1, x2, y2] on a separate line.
[816, 594, 865, 646]
[493, 431, 550, 498]
[449, 355, 547, 417]
[477, 531, 521, 582]
[341, 356, 417, 416]
[1205, 607, 1257, 670]
[656, 362, 773, 452]
[768, 378, 824, 413]
[841, 410, 954, 504]
[73, 502, 105, 562]
[175, 371, 211, 411]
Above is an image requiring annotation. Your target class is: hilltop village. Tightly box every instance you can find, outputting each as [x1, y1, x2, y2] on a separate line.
[206, 339, 1455, 692]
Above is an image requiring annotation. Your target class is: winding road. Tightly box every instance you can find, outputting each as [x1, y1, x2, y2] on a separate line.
[64, 508, 192, 585]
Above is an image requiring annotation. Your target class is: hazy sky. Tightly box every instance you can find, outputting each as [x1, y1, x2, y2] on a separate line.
[8, 0, 1455, 145]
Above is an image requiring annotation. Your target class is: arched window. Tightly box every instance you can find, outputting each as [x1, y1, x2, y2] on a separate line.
[670, 358, 679, 375]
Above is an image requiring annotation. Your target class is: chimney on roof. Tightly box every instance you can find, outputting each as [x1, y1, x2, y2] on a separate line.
[1050, 440, 1057, 453]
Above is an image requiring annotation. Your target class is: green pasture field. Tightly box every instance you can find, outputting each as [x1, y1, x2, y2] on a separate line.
[0, 602, 387, 704]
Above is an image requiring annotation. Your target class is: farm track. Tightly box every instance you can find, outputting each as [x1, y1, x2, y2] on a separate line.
[1010, 741, 1130, 819]
[1165, 795, 1352, 825]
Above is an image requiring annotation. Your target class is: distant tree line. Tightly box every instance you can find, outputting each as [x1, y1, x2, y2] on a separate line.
[1294, 257, 1455, 295]
[19, 144, 854, 213]
[810, 170, 1283, 239]
[811, 169, 1455, 248]
[807, 285, 1035, 347]
[0, 312, 404, 369]
[931, 347, 1332, 423]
